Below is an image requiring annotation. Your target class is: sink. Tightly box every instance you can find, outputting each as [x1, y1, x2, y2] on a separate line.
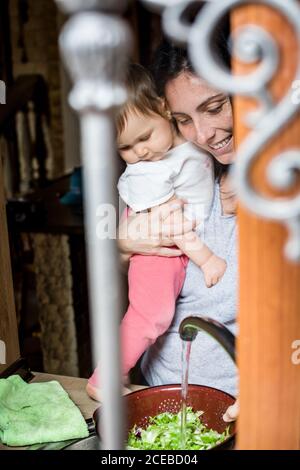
[63, 434, 100, 450]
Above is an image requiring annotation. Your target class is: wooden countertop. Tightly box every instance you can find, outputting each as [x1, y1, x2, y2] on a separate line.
[0, 372, 146, 450]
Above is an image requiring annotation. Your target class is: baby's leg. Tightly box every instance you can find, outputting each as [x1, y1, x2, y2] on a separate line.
[87, 254, 187, 400]
[121, 253, 187, 374]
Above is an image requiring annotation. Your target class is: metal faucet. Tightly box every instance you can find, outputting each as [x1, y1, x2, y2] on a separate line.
[179, 316, 236, 363]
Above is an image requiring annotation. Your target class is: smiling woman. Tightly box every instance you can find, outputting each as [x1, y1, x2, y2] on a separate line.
[87, 62, 230, 402]
[116, 40, 239, 406]
[166, 74, 234, 165]
[151, 32, 234, 176]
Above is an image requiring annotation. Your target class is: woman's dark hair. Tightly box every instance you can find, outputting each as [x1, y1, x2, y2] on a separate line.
[151, 8, 231, 182]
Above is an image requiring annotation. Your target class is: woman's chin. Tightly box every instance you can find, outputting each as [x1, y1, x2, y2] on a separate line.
[215, 151, 235, 165]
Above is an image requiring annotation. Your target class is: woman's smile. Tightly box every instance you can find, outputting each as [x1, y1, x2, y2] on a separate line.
[208, 135, 233, 157]
[165, 72, 235, 164]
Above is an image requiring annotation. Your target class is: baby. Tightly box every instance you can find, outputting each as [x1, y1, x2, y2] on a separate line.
[86, 64, 226, 401]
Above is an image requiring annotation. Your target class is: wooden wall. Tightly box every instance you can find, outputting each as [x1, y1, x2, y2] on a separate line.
[0, 159, 19, 374]
[233, 3, 300, 449]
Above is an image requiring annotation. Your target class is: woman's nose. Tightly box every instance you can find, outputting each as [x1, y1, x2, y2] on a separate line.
[195, 124, 216, 146]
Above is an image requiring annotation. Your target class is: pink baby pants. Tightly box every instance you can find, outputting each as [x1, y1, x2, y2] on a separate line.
[88, 253, 188, 387]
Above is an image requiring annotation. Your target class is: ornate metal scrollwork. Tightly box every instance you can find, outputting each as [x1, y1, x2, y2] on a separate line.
[142, 0, 300, 262]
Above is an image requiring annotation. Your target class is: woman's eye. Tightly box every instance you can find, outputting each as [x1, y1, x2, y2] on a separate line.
[177, 118, 191, 126]
[207, 100, 228, 115]
[207, 105, 223, 115]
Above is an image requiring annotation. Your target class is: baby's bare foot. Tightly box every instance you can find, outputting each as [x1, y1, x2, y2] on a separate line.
[86, 382, 103, 402]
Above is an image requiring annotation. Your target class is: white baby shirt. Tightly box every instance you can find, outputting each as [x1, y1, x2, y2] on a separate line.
[117, 141, 214, 221]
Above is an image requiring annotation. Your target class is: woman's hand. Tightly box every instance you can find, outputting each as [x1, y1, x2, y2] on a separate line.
[223, 398, 239, 422]
[118, 198, 196, 264]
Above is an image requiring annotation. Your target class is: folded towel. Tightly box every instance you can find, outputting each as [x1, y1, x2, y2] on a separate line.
[0, 375, 89, 446]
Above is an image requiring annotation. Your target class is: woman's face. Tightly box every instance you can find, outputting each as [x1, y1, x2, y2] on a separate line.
[165, 71, 234, 165]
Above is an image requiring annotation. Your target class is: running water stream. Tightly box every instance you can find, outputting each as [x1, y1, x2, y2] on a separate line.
[180, 340, 192, 449]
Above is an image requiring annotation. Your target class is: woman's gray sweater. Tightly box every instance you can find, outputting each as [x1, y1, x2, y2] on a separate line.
[141, 183, 238, 396]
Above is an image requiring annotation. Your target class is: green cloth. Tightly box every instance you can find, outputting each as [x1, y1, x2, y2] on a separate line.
[0, 375, 89, 446]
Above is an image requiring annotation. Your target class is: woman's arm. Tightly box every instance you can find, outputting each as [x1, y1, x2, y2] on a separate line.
[117, 198, 196, 272]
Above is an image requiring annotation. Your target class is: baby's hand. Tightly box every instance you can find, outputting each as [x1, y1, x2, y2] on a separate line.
[201, 254, 227, 288]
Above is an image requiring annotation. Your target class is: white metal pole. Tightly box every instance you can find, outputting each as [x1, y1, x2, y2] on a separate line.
[56, 2, 132, 449]
[80, 112, 124, 449]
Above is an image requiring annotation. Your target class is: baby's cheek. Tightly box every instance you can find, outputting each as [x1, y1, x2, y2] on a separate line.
[158, 135, 171, 152]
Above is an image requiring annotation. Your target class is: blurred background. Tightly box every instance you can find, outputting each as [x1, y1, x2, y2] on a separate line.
[0, 0, 165, 378]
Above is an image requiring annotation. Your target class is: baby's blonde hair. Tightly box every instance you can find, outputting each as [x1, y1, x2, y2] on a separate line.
[116, 63, 168, 137]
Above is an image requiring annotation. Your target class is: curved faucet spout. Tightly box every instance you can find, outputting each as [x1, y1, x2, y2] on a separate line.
[179, 316, 235, 363]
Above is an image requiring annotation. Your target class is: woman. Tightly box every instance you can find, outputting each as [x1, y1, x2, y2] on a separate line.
[118, 41, 238, 422]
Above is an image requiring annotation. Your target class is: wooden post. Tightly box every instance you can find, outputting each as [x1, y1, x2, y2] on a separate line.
[0, 160, 19, 373]
[233, 4, 300, 449]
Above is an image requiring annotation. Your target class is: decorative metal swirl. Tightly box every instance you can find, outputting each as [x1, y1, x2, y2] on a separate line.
[142, 0, 300, 262]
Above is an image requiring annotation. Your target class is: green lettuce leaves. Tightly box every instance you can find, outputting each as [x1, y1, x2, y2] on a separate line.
[127, 407, 229, 450]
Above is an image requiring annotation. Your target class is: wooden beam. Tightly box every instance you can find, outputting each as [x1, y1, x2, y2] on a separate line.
[0, 159, 19, 373]
[233, 4, 300, 449]
[0, 0, 13, 85]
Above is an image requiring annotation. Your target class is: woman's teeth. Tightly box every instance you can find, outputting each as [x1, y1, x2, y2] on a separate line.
[210, 136, 231, 150]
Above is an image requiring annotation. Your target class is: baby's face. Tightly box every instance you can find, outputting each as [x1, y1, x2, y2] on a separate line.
[117, 111, 174, 164]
